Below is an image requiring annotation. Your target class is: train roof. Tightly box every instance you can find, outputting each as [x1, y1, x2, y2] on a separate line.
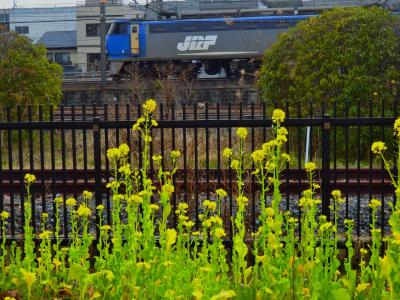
[112, 14, 315, 24]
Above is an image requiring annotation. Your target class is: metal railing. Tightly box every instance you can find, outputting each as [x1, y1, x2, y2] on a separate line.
[0, 100, 398, 240]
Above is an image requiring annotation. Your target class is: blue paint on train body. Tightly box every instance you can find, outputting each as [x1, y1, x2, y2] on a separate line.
[106, 15, 314, 61]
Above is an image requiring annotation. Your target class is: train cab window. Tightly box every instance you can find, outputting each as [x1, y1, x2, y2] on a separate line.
[132, 26, 137, 33]
[109, 22, 128, 35]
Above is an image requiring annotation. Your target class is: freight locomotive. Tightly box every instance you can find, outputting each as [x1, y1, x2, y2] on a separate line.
[105, 15, 314, 78]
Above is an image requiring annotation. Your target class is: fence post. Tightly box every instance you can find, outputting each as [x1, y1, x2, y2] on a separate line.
[93, 117, 102, 238]
[322, 114, 331, 220]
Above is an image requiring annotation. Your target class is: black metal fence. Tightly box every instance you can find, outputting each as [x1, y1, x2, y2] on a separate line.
[0, 100, 398, 241]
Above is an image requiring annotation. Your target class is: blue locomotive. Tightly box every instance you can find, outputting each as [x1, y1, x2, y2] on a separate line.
[106, 15, 314, 78]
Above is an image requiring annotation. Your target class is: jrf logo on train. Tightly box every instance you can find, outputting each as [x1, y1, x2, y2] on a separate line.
[177, 35, 218, 51]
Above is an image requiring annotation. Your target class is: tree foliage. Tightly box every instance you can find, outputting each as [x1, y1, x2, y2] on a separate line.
[0, 29, 63, 113]
[258, 7, 400, 108]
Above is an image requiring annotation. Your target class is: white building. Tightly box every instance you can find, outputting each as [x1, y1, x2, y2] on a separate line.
[76, 0, 144, 72]
[9, 6, 76, 43]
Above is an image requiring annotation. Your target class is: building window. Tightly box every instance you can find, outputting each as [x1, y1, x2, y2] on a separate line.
[86, 23, 99, 37]
[86, 23, 111, 37]
[54, 52, 71, 65]
[87, 53, 101, 72]
[15, 26, 29, 34]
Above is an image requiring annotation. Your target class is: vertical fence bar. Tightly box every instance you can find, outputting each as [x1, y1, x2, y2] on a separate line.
[28, 106, 34, 223]
[345, 101, 349, 220]
[285, 100, 290, 211]
[82, 105, 88, 186]
[183, 103, 188, 203]
[194, 104, 199, 230]
[17, 107, 24, 234]
[39, 106, 46, 214]
[322, 114, 331, 219]
[369, 99, 373, 228]
[72, 105, 78, 199]
[217, 103, 221, 189]
[394, 97, 398, 208]
[104, 104, 111, 225]
[93, 117, 102, 239]
[7, 108, 15, 236]
[228, 103, 233, 241]
[380, 98, 385, 234]
[171, 104, 177, 227]
[126, 104, 132, 165]
[356, 101, 361, 236]
[60, 105, 68, 239]
[251, 102, 256, 231]
[50, 106, 56, 233]
[6, 108, 15, 236]
[0, 128, 3, 213]
[205, 103, 210, 200]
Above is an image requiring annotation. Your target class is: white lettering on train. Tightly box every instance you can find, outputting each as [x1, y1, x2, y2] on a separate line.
[177, 35, 218, 51]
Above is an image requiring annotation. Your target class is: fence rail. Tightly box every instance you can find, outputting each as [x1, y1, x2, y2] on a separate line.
[0, 100, 399, 240]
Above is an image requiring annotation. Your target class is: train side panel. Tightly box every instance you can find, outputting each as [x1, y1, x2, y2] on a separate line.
[143, 18, 305, 61]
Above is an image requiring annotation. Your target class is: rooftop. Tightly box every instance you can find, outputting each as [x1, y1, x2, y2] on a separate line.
[37, 30, 77, 49]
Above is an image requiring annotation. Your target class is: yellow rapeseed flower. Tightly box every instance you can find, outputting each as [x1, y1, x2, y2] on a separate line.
[54, 196, 63, 205]
[272, 109, 285, 124]
[77, 205, 91, 218]
[170, 150, 181, 159]
[236, 127, 248, 139]
[214, 227, 226, 238]
[203, 200, 217, 211]
[0, 211, 9, 220]
[237, 195, 249, 206]
[331, 190, 341, 198]
[53, 258, 62, 269]
[128, 194, 143, 204]
[24, 173, 36, 184]
[251, 149, 265, 163]
[210, 290, 237, 300]
[277, 126, 288, 135]
[101, 225, 111, 231]
[152, 155, 162, 162]
[162, 183, 175, 195]
[371, 141, 387, 154]
[210, 216, 223, 225]
[230, 159, 240, 170]
[222, 148, 232, 159]
[319, 222, 333, 233]
[394, 118, 400, 137]
[143, 99, 157, 113]
[166, 228, 177, 251]
[83, 190, 93, 199]
[66, 198, 77, 207]
[216, 188, 227, 198]
[118, 143, 130, 156]
[368, 199, 381, 210]
[183, 221, 194, 228]
[20, 268, 36, 288]
[39, 230, 53, 239]
[356, 283, 369, 293]
[106, 147, 121, 161]
[281, 153, 291, 162]
[96, 204, 105, 211]
[305, 162, 316, 172]
[150, 204, 159, 211]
